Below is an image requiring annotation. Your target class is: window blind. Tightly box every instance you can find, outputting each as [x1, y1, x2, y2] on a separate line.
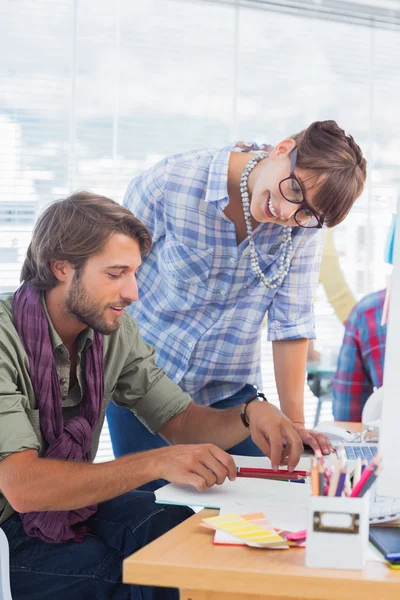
[205, 0, 400, 29]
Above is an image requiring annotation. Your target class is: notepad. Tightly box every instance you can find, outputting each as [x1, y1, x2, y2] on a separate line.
[369, 526, 400, 564]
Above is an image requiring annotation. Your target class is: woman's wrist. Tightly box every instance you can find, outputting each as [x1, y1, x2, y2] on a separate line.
[240, 392, 267, 428]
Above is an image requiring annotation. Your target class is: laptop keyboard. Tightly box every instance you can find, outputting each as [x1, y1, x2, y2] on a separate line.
[370, 495, 400, 523]
[343, 445, 378, 461]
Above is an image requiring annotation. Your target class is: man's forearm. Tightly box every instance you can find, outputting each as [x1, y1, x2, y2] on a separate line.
[160, 402, 249, 449]
[272, 338, 309, 424]
[2, 448, 163, 513]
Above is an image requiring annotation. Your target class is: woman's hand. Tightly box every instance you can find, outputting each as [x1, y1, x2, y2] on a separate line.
[292, 423, 333, 455]
[246, 401, 304, 470]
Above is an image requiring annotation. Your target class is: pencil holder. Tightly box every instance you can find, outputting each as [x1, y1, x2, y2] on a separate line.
[305, 493, 370, 570]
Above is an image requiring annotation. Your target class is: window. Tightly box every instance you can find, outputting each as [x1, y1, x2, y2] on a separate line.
[2, 0, 400, 458]
[356, 270, 366, 296]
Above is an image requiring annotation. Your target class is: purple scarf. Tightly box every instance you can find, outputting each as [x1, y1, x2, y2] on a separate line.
[13, 284, 104, 544]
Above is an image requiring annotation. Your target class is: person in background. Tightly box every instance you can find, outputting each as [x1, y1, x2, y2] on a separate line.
[0, 193, 305, 600]
[332, 288, 386, 422]
[332, 215, 396, 421]
[319, 228, 357, 323]
[107, 120, 367, 488]
[307, 227, 357, 361]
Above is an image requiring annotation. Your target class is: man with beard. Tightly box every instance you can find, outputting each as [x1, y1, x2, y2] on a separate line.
[0, 192, 304, 600]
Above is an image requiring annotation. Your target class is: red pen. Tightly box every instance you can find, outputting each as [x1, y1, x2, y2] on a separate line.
[236, 467, 308, 476]
[236, 472, 305, 481]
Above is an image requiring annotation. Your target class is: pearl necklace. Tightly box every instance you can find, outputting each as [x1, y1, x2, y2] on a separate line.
[240, 152, 293, 289]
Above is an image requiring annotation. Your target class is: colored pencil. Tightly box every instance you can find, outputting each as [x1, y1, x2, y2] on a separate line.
[358, 464, 381, 497]
[328, 456, 341, 496]
[311, 457, 319, 496]
[314, 449, 330, 483]
[353, 457, 362, 487]
[350, 456, 379, 497]
[318, 463, 325, 496]
[335, 468, 347, 497]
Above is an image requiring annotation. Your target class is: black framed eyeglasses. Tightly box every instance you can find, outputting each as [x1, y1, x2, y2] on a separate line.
[278, 147, 324, 229]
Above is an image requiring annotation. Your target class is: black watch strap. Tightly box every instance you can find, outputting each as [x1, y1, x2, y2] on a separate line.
[240, 392, 267, 428]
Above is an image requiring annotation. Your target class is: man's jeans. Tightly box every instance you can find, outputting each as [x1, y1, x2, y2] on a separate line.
[2, 491, 193, 600]
[106, 384, 265, 492]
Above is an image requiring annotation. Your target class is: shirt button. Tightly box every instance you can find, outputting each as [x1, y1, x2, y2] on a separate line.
[272, 320, 281, 328]
[188, 341, 194, 349]
[219, 290, 226, 296]
[212, 312, 218, 319]
[229, 257, 235, 264]
[59, 378, 66, 385]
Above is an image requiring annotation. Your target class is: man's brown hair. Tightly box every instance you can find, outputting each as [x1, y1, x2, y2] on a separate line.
[21, 191, 152, 291]
[292, 120, 367, 227]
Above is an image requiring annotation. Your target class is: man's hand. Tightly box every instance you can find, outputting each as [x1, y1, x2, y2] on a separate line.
[245, 402, 304, 471]
[154, 444, 237, 491]
[292, 423, 333, 456]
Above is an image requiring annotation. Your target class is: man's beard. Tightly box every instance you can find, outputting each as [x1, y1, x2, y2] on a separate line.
[65, 273, 124, 335]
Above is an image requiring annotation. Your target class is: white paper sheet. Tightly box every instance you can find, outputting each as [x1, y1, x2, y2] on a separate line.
[155, 474, 311, 509]
[367, 544, 387, 563]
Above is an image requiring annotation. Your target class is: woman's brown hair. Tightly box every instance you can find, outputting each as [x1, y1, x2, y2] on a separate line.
[21, 191, 152, 291]
[292, 120, 367, 227]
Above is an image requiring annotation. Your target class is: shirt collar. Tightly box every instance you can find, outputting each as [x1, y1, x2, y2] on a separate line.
[40, 293, 94, 354]
[204, 146, 233, 204]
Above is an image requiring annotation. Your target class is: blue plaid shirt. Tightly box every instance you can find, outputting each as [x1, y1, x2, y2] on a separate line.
[124, 146, 324, 406]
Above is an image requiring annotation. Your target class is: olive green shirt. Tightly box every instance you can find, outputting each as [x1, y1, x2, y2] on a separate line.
[0, 292, 191, 524]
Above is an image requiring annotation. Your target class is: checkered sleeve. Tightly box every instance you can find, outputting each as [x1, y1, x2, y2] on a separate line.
[332, 306, 374, 422]
[123, 158, 167, 244]
[267, 229, 324, 341]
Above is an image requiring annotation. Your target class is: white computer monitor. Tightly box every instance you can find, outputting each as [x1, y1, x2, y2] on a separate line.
[378, 201, 400, 499]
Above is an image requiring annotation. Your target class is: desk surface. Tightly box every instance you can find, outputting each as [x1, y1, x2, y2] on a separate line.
[123, 423, 400, 599]
[123, 508, 400, 599]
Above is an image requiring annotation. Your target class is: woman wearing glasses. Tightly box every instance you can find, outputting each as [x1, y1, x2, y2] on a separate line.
[107, 120, 367, 491]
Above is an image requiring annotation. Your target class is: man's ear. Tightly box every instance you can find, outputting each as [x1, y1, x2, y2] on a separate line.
[269, 138, 296, 159]
[50, 260, 72, 283]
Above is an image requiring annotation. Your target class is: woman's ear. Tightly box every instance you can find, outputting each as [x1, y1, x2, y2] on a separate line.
[270, 138, 296, 159]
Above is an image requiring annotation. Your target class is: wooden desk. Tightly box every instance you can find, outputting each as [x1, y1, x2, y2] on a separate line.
[123, 423, 400, 599]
